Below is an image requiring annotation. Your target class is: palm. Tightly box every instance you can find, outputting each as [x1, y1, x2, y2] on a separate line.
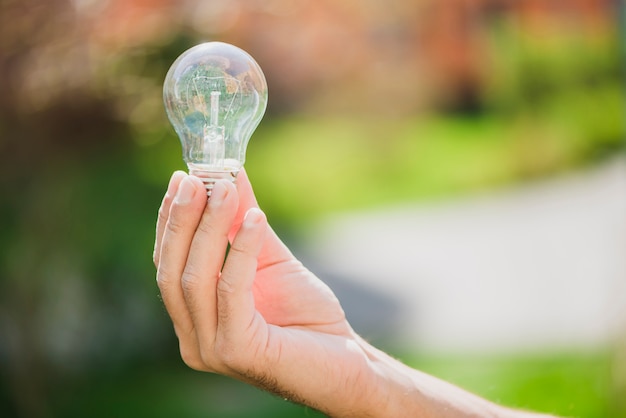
[228, 179, 350, 338]
[253, 258, 350, 336]
[242, 252, 371, 414]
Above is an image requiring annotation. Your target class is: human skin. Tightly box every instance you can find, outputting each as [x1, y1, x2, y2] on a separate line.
[153, 170, 558, 418]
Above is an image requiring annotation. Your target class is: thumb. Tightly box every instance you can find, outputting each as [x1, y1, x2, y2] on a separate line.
[230, 168, 259, 242]
[232, 169, 295, 269]
[217, 208, 267, 343]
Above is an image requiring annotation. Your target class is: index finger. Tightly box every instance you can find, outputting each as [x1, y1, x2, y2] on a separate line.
[154, 170, 187, 267]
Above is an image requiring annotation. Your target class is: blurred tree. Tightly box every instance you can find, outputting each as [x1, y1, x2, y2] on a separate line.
[0, 1, 172, 416]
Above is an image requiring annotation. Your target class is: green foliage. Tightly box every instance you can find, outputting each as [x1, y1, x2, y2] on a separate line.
[245, 108, 624, 227]
[51, 366, 326, 418]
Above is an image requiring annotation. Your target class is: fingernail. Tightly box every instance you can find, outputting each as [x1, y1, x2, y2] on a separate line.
[167, 171, 186, 196]
[243, 208, 265, 227]
[210, 180, 228, 206]
[175, 176, 196, 205]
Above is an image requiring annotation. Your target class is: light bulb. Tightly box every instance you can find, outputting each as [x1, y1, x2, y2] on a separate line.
[163, 42, 268, 194]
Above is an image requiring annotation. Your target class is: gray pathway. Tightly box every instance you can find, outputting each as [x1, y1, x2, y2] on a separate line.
[302, 157, 626, 353]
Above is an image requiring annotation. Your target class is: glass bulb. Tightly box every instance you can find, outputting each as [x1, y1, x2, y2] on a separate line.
[163, 42, 268, 194]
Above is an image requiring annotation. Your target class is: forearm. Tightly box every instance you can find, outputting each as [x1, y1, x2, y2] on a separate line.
[350, 336, 558, 418]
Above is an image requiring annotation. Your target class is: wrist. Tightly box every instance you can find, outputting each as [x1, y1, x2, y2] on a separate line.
[355, 337, 424, 417]
[352, 335, 507, 418]
[336, 334, 420, 417]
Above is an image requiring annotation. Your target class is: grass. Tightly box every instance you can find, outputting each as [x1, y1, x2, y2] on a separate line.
[402, 348, 617, 418]
[243, 106, 623, 226]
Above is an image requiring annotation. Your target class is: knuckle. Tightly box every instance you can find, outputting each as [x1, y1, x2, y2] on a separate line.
[196, 216, 224, 238]
[199, 348, 219, 370]
[166, 205, 194, 235]
[180, 268, 203, 295]
[214, 337, 254, 373]
[156, 269, 175, 295]
[155, 270, 167, 289]
[179, 345, 206, 371]
[157, 204, 169, 224]
[214, 339, 240, 368]
[227, 242, 250, 258]
[152, 244, 161, 267]
[165, 216, 185, 235]
[216, 276, 235, 296]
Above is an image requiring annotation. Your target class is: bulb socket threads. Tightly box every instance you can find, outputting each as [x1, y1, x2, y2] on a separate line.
[188, 164, 239, 196]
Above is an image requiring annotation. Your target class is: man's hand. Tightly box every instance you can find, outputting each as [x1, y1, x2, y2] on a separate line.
[153, 171, 559, 418]
[153, 171, 377, 416]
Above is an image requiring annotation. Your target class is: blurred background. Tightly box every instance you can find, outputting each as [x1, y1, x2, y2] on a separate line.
[0, 0, 624, 417]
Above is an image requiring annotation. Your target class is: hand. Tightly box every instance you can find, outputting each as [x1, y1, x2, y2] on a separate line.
[153, 171, 558, 418]
[153, 171, 379, 416]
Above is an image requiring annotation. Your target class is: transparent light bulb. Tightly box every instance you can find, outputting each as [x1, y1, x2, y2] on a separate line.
[163, 42, 268, 194]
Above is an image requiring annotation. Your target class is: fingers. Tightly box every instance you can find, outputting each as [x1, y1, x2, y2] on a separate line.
[217, 208, 268, 351]
[154, 171, 187, 267]
[156, 174, 207, 361]
[155, 170, 283, 373]
[181, 180, 238, 352]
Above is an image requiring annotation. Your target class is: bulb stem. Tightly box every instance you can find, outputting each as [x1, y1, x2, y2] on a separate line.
[210, 91, 220, 127]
